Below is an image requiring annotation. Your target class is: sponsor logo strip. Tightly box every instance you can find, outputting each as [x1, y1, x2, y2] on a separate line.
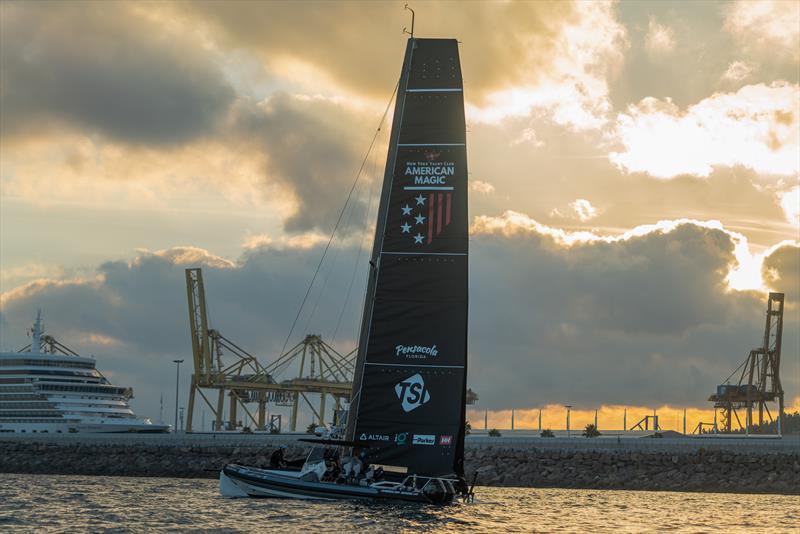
[412, 434, 435, 445]
[359, 432, 390, 441]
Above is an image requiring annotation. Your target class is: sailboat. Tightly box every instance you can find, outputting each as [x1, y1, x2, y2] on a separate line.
[220, 35, 471, 504]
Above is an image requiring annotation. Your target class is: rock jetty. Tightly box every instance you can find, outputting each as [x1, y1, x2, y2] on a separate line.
[1, 439, 797, 494]
[464, 446, 799, 494]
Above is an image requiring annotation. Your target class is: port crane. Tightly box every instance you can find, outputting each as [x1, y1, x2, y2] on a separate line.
[184, 268, 354, 432]
[708, 292, 785, 434]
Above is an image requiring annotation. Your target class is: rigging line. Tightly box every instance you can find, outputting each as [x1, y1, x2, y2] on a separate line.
[331, 131, 380, 345]
[278, 80, 401, 358]
[302, 153, 371, 336]
[302, 228, 344, 336]
[722, 353, 751, 384]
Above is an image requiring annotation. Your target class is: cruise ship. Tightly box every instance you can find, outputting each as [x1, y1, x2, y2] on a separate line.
[0, 312, 169, 433]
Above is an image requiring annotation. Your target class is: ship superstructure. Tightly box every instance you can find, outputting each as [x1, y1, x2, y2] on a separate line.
[0, 312, 168, 433]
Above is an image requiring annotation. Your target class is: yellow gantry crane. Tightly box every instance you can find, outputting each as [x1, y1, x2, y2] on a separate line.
[184, 268, 354, 432]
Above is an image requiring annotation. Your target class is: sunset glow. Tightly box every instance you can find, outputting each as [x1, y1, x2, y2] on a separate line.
[1, 0, 797, 429]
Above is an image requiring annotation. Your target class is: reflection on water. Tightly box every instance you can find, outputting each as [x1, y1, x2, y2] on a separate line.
[0, 474, 797, 533]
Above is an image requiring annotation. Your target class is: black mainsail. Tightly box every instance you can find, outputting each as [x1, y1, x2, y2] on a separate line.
[347, 38, 468, 479]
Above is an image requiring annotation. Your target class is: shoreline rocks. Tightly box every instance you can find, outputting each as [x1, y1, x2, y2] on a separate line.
[1, 441, 797, 495]
[464, 446, 799, 494]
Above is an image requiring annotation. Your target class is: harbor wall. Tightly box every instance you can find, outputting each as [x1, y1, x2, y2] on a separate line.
[1, 434, 797, 494]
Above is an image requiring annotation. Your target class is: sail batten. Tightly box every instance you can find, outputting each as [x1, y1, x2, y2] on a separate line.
[347, 38, 468, 478]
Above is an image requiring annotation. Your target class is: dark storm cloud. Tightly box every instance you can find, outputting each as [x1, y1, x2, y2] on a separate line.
[169, 0, 575, 101]
[233, 95, 372, 233]
[763, 242, 800, 302]
[468, 219, 798, 409]
[2, 221, 796, 421]
[0, 1, 372, 234]
[0, 2, 234, 144]
[0, 243, 369, 425]
[1, 246, 363, 362]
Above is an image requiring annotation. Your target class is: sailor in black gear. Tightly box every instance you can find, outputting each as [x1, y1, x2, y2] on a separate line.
[269, 445, 286, 468]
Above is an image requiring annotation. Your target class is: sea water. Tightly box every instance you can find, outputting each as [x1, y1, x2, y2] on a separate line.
[0, 474, 797, 533]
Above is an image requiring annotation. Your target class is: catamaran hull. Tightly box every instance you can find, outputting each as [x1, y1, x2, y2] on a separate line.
[220, 465, 451, 504]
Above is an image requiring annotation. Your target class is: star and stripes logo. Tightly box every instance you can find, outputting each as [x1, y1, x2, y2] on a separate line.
[399, 192, 453, 245]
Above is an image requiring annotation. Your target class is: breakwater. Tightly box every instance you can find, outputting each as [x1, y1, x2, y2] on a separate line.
[464, 446, 799, 494]
[1, 435, 797, 494]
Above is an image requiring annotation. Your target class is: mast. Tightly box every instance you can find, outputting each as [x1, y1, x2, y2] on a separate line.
[347, 39, 416, 441]
[30, 310, 43, 354]
[346, 37, 468, 478]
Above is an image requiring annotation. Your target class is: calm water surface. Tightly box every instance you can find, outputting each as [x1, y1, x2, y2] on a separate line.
[0, 474, 797, 533]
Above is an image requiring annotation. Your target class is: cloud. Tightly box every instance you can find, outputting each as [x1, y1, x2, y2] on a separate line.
[550, 199, 599, 222]
[511, 127, 545, 147]
[165, 1, 626, 131]
[762, 241, 800, 302]
[0, 241, 372, 424]
[721, 61, 756, 83]
[232, 93, 376, 233]
[609, 82, 800, 178]
[0, 2, 381, 236]
[724, 0, 800, 58]
[779, 186, 800, 227]
[0, 263, 67, 291]
[467, 2, 627, 129]
[644, 17, 676, 55]
[469, 181, 496, 195]
[571, 199, 598, 222]
[146, 247, 236, 269]
[0, 2, 234, 145]
[169, 1, 578, 102]
[467, 214, 798, 409]
[5, 91, 376, 235]
[473, 211, 774, 292]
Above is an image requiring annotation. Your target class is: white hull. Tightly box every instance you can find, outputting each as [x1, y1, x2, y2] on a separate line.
[0, 420, 169, 434]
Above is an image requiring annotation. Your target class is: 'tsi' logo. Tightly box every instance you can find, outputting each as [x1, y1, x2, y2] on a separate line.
[394, 373, 431, 412]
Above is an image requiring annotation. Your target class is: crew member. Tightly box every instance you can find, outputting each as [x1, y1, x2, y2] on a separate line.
[269, 444, 287, 468]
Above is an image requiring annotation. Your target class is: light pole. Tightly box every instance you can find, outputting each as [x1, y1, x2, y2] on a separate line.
[565, 405, 572, 438]
[173, 359, 183, 433]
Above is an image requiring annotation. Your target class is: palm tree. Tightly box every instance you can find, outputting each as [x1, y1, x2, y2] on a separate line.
[582, 423, 600, 438]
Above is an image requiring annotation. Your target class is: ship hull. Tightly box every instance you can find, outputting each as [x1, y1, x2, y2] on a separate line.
[0, 421, 169, 434]
[220, 464, 452, 504]
[1, 315, 166, 435]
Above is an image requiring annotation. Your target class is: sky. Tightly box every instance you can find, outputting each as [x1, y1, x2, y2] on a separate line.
[1, 0, 798, 432]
